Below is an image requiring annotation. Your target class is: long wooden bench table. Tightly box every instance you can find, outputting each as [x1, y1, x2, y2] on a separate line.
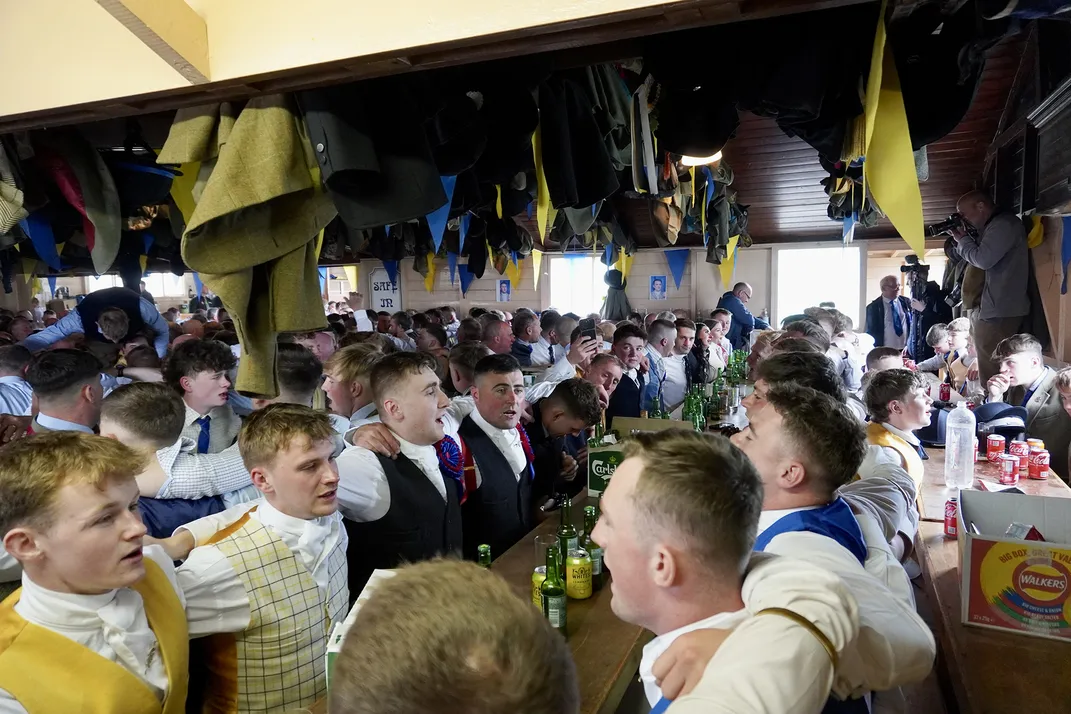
[915, 450, 1071, 714]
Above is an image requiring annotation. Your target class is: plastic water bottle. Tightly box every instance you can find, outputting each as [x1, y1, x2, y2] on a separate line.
[944, 401, 977, 489]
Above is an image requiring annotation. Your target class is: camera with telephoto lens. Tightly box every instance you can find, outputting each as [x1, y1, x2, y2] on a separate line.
[926, 213, 976, 238]
[900, 254, 929, 301]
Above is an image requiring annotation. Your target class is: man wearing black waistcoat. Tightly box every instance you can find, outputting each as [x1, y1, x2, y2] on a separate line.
[335, 352, 462, 596]
[605, 323, 649, 428]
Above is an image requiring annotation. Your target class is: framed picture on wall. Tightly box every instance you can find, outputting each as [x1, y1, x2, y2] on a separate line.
[649, 275, 667, 301]
[497, 279, 511, 302]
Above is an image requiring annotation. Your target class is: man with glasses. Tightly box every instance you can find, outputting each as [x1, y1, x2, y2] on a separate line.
[865, 276, 911, 351]
[716, 282, 769, 350]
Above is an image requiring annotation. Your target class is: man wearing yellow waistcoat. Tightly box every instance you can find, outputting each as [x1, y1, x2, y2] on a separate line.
[175, 404, 348, 713]
[861, 369, 934, 485]
[0, 432, 190, 714]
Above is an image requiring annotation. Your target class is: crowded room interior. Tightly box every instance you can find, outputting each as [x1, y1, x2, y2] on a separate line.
[2, 2, 1071, 713]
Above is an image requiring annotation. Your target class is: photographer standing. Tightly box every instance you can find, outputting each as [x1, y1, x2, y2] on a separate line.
[905, 267, 952, 363]
[952, 191, 1029, 382]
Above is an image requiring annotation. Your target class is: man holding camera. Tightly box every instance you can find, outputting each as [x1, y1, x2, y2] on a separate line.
[952, 190, 1029, 382]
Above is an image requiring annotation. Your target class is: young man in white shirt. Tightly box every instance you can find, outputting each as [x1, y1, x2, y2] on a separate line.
[862, 369, 934, 485]
[0, 346, 32, 417]
[710, 309, 734, 364]
[0, 432, 194, 713]
[590, 430, 861, 712]
[322, 342, 387, 428]
[335, 352, 462, 593]
[164, 338, 240, 454]
[732, 384, 935, 709]
[530, 310, 562, 367]
[644, 319, 677, 412]
[173, 405, 347, 713]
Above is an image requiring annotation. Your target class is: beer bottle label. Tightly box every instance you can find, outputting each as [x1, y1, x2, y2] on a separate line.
[565, 537, 578, 553]
[545, 595, 567, 628]
[589, 547, 603, 575]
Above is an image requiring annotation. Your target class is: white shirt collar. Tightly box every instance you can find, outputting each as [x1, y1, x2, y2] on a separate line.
[757, 505, 822, 535]
[183, 402, 210, 427]
[880, 422, 920, 446]
[395, 432, 441, 474]
[36, 413, 94, 433]
[351, 402, 378, 422]
[251, 499, 341, 594]
[18, 573, 119, 626]
[256, 499, 333, 539]
[469, 407, 526, 474]
[0, 375, 28, 386]
[1025, 368, 1050, 394]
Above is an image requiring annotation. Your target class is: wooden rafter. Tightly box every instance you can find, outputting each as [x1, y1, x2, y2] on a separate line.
[96, 0, 209, 84]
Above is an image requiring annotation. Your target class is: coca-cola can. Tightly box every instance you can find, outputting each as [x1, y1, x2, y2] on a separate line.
[939, 383, 951, 401]
[944, 497, 958, 538]
[1029, 449, 1051, 480]
[1009, 440, 1031, 471]
[1000, 455, 1020, 485]
[986, 434, 1006, 463]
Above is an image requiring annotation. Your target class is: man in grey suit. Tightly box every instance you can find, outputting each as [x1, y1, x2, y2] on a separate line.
[986, 334, 1070, 482]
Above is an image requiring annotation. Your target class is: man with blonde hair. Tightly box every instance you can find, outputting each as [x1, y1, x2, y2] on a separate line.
[323, 343, 386, 428]
[0, 432, 190, 712]
[175, 405, 347, 713]
[331, 560, 579, 714]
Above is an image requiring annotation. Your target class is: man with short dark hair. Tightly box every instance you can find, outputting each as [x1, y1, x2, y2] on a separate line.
[448, 342, 493, 396]
[456, 317, 482, 343]
[526, 379, 604, 504]
[21, 286, 169, 358]
[530, 311, 562, 367]
[387, 311, 416, 351]
[24, 349, 104, 434]
[164, 338, 241, 454]
[986, 334, 1070, 480]
[863, 369, 933, 485]
[605, 323, 648, 426]
[0, 345, 33, 417]
[509, 312, 540, 366]
[866, 347, 905, 373]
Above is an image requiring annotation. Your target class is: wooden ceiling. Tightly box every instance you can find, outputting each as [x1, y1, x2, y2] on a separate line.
[722, 32, 1025, 243]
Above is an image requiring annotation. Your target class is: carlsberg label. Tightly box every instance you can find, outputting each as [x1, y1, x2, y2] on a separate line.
[587, 447, 624, 496]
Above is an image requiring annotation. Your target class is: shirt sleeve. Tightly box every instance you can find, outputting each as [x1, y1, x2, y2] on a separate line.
[335, 446, 391, 522]
[19, 311, 82, 352]
[140, 299, 171, 357]
[541, 355, 578, 384]
[956, 216, 1022, 270]
[0, 691, 28, 714]
[839, 462, 917, 546]
[157, 441, 252, 499]
[0, 386, 31, 417]
[175, 545, 252, 638]
[174, 503, 257, 544]
[914, 354, 946, 373]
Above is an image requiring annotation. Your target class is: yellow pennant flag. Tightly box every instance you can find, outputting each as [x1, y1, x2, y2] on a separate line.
[504, 255, 523, 288]
[424, 254, 436, 293]
[170, 161, 200, 223]
[19, 258, 35, 283]
[864, 0, 924, 256]
[614, 251, 634, 281]
[139, 255, 148, 274]
[533, 127, 551, 241]
[56, 242, 65, 254]
[343, 265, 359, 292]
[719, 235, 740, 289]
[31, 278, 42, 295]
[495, 185, 504, 219]
[531, 249, 544, 289]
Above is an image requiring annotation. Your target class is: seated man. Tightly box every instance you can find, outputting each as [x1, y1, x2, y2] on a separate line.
[24, 349, 103, 434]
[605, 323, 648, 427]
[863, 369, 934, 485]
[165, 338, 240, 454]
[530, 310, 562, 367]
[323, 343, 386, 428]
[509, 311, 540, 367]
[583, 353, 624, 409]
[591, 430, 861, 711]
[643, 319, 678, 412]
[0, 432, 191, 712]
[986, 333, 1071, 481]
[524, 379, 603, 505]
[482, 319, 514, 356]
[732, 385, 935, 707]
[865, 347, 905, 374]
[0, 345, 33, 417]
[175, 405, 347, 713]
[335, 352, 463, 593]
[330, 560, 579, 714]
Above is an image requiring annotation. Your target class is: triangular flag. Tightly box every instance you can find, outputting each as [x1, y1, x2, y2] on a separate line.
[31, 278, 41, 295]
[531, 249, 543, 289]
[615, 252, 634, 280]
[426, 176, 457, 254]
[19, 258, 35, 283]
[318, 267, 329, 300]
[47, 276, 57, 295]
[664, 249, 689, 290]
[447, 252, 458, 285]
[719, 235, 740, 289]
[495, 185, 504, 219]
[843, 212, 858, 244]
[504, 255, 522, 287]
[170, 162, 200, 222]
[142, 233, 155, 255]
[383, 260, 399, 287]
[458, 264, 476, 295]
[511, 250, 519, 266]
[533, 127, 551, 240]
[139, 254, 148, 274]
[343, 265, 358, 292]
[19, 215, 61, 271]
[459, 214, 471, 246]
[193, 272, 204, 296]
[863, 0, 924, 257]
[424, 254, 437, 293]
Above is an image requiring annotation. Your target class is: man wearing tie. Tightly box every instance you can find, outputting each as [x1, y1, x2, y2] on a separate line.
[865, 276, 911, 351]
[165, 339, 241, 454]
[529, 311, 562, 368]
[605, 324, 649, 428]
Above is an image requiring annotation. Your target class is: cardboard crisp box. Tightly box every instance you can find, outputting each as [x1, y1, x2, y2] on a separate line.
[958, 490, 1071, 642]
[325, 569, 397, 688]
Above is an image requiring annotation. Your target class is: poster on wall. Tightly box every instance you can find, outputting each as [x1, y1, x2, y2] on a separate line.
[497, 279, 512, 302]
[369, 267, 401, 311]
[649, 275, 667, 300]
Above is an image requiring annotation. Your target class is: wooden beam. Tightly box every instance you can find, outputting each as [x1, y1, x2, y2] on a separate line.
[96, 0, 209, 84]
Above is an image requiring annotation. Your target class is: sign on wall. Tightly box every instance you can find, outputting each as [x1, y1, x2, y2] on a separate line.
[369, 267, 401, 311]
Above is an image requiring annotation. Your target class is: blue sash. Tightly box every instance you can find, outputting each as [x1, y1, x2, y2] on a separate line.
[754, 498, 868, 566]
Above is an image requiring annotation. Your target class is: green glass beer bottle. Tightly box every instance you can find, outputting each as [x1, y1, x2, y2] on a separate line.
[477, 544, 492, 569]
[557, 495, 579, 563]
[580, 505, 604, 591]
[541, 546, 568, 636]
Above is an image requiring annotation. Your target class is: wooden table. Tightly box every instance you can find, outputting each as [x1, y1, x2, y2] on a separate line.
[915, 450, 1071, 714]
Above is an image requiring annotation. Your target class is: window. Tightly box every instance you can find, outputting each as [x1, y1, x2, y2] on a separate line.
[775, 246, 862, 327]
[549, 256, 609, 317]
[85, 273, 188, 297]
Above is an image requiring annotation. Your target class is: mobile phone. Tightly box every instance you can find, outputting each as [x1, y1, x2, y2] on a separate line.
[578, 318, 598, 341]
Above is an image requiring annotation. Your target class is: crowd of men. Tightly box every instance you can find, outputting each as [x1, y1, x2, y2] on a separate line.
[0, 281, 1067, 714]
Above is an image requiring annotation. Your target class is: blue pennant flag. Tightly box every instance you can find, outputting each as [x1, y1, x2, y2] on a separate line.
[19, 214, 61, 271]
[604, 242, 615, 266]
[457, 264, 476, 295]
[383, 260, 399, 287]
[193, 272, 204, 297]
[47, 276, 57, 295]
[664, 248, 689, 290]
[447, 252, 458, 285]
[318, 267, 328, 294]
[843, 211, 858, 244]
[511, 250, 519, 266]
[143, 233, 154, 255]
[459, 214, 471, 246]
[426, 175, 458, 254]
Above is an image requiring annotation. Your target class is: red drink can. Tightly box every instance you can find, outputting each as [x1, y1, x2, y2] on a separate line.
[1000, 455, 1019, 485]
[944, 497, 958, 538]
[1029, 449, 1051, 480]
[1009, 441, 1031, 471]
[986, 434, 1006, 463]
[939, 383, 951, 401]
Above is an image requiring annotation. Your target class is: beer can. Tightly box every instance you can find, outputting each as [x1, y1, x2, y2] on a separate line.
[1029, 449, 1051, 480]
[999, 454, 1019, 485]
[986, 434, 1006, 463]
[1009, 440, 1031, 471]
[531, 566, 547, 608]
[939, 383, 951, 401]
[1027, 438, 1045, 451]
[565, 549, 593, 600]
[944, 497, 958, 538]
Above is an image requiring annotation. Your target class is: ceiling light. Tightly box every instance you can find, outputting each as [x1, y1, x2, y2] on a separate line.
[680, 151, 722, 167]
